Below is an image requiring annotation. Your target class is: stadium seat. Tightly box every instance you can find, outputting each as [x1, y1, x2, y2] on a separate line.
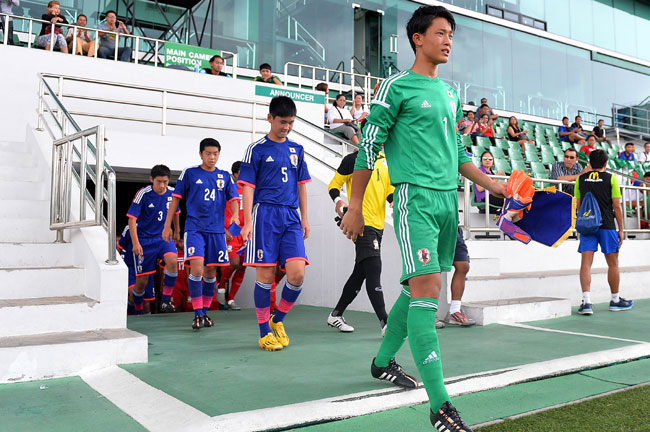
[494, 157, 512, 174]
[491, 146, 507, 160]
[511, 158, 527, 172]
[540, 148, 556, 165]
[495, 138, 510, 152]
[476, 136, 492, 148]
[530, 161, 547, 175]
[525, 149, 540, 162]
[461, 134, 473, 148]
[561, 142, 573, 151]
[524, 143, 537, 154]
[472, 156, 481, 167]
[509, 147, 524, 161]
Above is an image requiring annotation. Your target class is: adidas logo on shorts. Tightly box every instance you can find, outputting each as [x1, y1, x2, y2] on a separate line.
[420, 100, 431, 109]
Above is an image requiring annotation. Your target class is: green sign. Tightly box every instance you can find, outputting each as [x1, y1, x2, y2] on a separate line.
[164, 42, 221, 69]
[255, 85, 325, 105]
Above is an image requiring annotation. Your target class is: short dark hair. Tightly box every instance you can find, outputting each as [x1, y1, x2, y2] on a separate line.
[587, 134, 596, 141]
[269, 96, 297, 118]
[105, 10, 117, 17]
[575, 115, 581, 120]
[335, 93, 346, 101]
[315, 83, 328, 92]
[406, 5, 455, 53]
[589, 149, 608, 169]
[562, 116, 568, 121]
[231, 161, 242, 175]
[78, 14, 87, 20]
[625, 142, 635, 147]
[150, 164, 171, 179]
[209, 55, 223, 63]
[259, 62, 272, 72]
[644, 171, 650, 178]
[564, 148, 578, 157]
[200, 138, 221, 153]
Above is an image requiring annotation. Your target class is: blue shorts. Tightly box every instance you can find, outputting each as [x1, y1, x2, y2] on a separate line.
[124, 236, 177, 276]
[578, 229, 619, 254]
[245, 203, 308, 269]
[184, 230, 229, 266]
[124, 253, 156, 300]
[453, 227, 470, 263]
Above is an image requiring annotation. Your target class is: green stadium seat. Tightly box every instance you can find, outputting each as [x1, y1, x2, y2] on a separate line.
[524, 143, 537, 154]
[494, 157, 512, 174]
[525, 149, 540, 162]
[472, 156, 481, 167]
[509, 147, 524, 161]
[491, 146, 507, 160]
[476, 136, 492, 148]
[511, 158, 527, 172]
[495, 138, 510, 152]
[471, 145, 482, 156]
[561, 142, 573, 151]
[461, 134, 473, 148]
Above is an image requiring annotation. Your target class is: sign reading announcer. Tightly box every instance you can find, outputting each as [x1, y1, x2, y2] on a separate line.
[165, 42, 220, 69]
[255, 85, 325, 105]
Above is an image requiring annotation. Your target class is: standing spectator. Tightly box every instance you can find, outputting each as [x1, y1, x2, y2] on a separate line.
[580, 135, 598, 155]
[254, 63, 282, 85]
[474, 150, 505, 211]
[37, 1, 69, 53]
[550, 148, 588, 195]
[474, 97, 498, 121]
[592, 119, 609, 144]
[316, 82, 330, 122]
[0, 0, 19, 45]
[65, 14, 96, 57]
[575, 150, 633, 315]
[570, 115, 588, 139]
[637, 142, 650, 163]
[443, 227, 475, 326]
[205, 55, 230, 77]
[507, 116, 534, 152]
[327, 93, 361, 145]
[457, 111, 474, 133]
[618, 142, 637, 161]
[97, 10, 132, 62]
[350, 94, 369, 122]
[559, 116, 585, 145]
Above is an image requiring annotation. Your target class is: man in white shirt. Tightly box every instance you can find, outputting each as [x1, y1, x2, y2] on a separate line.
[637, 142, 650, 163]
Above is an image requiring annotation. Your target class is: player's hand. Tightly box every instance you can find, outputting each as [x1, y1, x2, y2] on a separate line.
[335, 200, 348, 218]
[230, 215, 240, 227]
[162, 226, 173, 242]
[302, 220, 310, 240]
[240, 223, 252, 241]
[340, 207, 364, 242]
[488, 181, 510, 199]
[132, 242, 143, 257]
[225, 230, 233, 242]
[618, 230, 624, 248]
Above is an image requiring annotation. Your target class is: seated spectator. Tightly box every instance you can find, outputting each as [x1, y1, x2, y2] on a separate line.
[472, 114, 495, 144]
[97, 10, 132, 62]
[474, 150, 505, 212]
[205, 55, 230, 76]
[457, 111, 474, 133]
[315, 82, 330, 121]
[350, 94, 369, 123]
[559, 116, 585, 145]
[37, 1, 69, 53]
[474, 97, 499, 121]
[637, 142, 650, 163]
[254, 63, 282, 85]
[507, 116, 534, 152]
[65, 14, 96, 57]
[592, 119, 609, 143]
[0, 0, 19, 45]
[580, 134, 598, 155]
[619, 142, 637, 161]
[327, 93, 361, 145]
[550, 148, 589, 195]
[570, 115, 588, 140]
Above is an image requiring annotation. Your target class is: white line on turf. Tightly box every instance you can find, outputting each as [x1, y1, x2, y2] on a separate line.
[503, 322, 647, 344]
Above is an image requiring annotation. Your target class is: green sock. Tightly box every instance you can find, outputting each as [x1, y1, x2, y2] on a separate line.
[374, 286, 410, 367]
[407, 297, 449, 412]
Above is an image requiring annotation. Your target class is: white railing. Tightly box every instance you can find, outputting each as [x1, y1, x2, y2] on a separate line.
[0, 13, 237, 76]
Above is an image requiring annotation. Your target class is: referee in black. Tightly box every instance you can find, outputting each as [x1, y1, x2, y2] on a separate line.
[327, 150, 394, 334]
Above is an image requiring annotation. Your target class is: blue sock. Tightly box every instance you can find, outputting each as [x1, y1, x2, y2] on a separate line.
[254, 281, 272, 337]
[202, 276, 217, 314]
[132, 289, 145, 315]
[161, 271, 177, 303]
[272, 281, 302, 323]
[188, 274, 204, 317]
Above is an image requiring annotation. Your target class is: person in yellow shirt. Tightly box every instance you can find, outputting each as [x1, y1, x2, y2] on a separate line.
[327, 151, 395, 335]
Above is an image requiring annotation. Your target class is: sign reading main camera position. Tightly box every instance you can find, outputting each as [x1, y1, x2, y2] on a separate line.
[255, 85, 325, 105]
[164, 42, 220, 69]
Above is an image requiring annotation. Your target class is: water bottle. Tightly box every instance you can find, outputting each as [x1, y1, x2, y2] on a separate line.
[194, 61, 200, 73]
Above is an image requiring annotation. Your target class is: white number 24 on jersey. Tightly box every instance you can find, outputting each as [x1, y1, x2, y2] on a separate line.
[204, 188, 215, 201]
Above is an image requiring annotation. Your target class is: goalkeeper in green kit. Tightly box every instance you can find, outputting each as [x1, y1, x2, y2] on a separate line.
[340, 5, 509, 431]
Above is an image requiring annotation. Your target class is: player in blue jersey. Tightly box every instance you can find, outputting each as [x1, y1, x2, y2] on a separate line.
[118, 226, 156, 314]
[163, 138, 240, 330]
[126, 165, 181, 315]
[239, 96, 311, 351]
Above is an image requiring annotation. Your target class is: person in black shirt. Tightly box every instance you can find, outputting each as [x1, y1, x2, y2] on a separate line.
[205, 55, 230, 77]
[574, 149, 633, 315]
[592, 119, 609, 144]
[37, 1, 69, 53]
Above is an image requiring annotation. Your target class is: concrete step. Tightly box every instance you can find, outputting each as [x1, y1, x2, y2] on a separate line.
[0, 266, 84, 299]
[0, 242, 75, 267]
[0, 166, 42, 182]
[0, 328, 147, 383]
[468, 257, 501, 277]
[461, 296, 572, 325]
[0, 200, 50, 218]
[0, 180, 48, 200]
[0, 218, 56, 242]
[0, 296, 126, 338]
[0, 141, 30, 153]
[0, 150, 37, 168]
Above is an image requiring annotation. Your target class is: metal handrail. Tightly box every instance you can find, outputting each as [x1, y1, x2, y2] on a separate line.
[36, 73, 118, 264]
[0, 13, 237, 76]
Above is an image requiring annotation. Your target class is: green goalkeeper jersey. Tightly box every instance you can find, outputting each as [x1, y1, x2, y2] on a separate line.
[355, 70, 471, 191]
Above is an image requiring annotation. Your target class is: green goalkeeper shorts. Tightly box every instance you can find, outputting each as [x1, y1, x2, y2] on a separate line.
[393, 183, 458, 284]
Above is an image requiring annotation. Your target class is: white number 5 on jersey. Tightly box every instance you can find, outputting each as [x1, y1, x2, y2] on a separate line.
[281, 167, 288, 183]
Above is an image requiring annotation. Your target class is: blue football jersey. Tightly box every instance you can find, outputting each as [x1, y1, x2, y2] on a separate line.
[238, 136, 311, 208]
[173, 165, 239, 233]
[127, 186, 179, 238]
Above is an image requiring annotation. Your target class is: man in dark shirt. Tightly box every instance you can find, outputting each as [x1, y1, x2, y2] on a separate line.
[254, 63, 283, 85]
[592, 119, 608, 143]
[205, 55, 230, 77]
[559, 116, 585, 144]
[570, 115, 588, 139]
[574, 149, 633, 315]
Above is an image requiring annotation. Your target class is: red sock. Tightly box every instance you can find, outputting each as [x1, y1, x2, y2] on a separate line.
[228, 268, 246, 301]
[270, 281, 277, 311]
[219, 266, 233, 289]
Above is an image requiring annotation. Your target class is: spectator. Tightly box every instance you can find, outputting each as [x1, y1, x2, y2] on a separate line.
[254, 63, 282, 85]
[625, 171, 645, 210]
[559, 116, 585, 145]
[570, 115, 588, 138]
[474, 97, 498, 121]
[473, 113, 495, 144]
[315, 82, 330, 121]
[580, 134, 598, 155]
[575, 149, 633, 315]
[457, 111, 474, 133]
[474, 150, 505, 211]
[97, 10, 132, 62]
[0, 0, 19, 45]
[507, 116, 534, 152]
[37, 1, 69, 53]
[350, 94, 369, 122]
[618, 142, 636, 161]
[65, 14, 96, 57]
[592, 119, 609, 144]
[637, 142, 650, 163]
[205, 55, 230, 76]
[327, 93, 361, 145]
[550, 148, 589, 195]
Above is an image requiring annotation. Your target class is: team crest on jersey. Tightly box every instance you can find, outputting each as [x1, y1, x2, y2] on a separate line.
[289, 147, 296, 153]
[227, 245, 233, 253]
[447, 90, 453, 98]
[417, 248, 430, 264]
[137, 265, 143, 273]
[187, 247, 195, 256]
[290, 154, 298, 167]
[217, 179, 225, 190]
[257, 249, 264, 261]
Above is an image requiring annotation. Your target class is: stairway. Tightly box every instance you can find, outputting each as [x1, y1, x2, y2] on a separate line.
[0, 137, 147, 384]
